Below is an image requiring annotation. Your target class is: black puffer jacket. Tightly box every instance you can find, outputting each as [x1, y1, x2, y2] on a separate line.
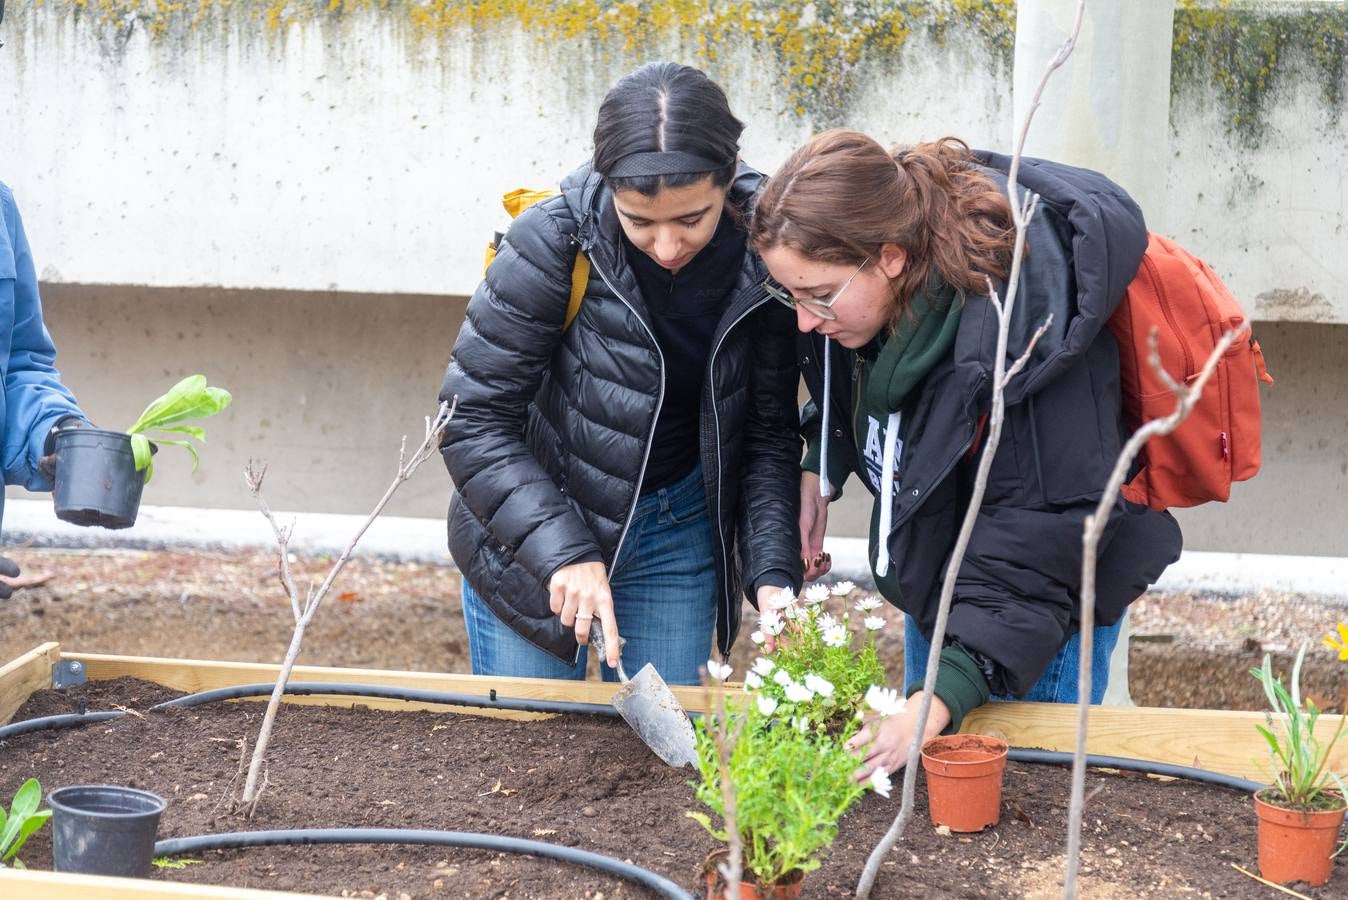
[440, 164, 802, 663]
[800, 152, 1183, 696]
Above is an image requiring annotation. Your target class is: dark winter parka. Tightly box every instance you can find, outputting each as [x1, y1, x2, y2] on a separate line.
[440, 164, 802, 663]
[800, 152, 1183, 697]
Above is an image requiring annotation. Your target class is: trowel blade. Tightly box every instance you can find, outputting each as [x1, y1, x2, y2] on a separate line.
[611, 663, 699, 768]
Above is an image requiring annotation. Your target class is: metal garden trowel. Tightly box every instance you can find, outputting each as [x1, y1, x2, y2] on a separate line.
[589, 620, 699, 768]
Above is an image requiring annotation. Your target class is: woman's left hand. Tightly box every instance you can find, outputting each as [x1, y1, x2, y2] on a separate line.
[845, 691, 952, 780]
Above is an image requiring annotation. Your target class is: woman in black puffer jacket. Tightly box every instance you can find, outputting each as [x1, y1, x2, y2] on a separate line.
[438, 63, 802, 685]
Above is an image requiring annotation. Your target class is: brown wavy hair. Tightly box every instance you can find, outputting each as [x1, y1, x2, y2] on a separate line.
[750, 130, 1015, 326]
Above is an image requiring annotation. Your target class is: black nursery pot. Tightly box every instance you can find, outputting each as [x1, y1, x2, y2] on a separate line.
[48, 784, 167, 877]
[52, 428, 151, 529]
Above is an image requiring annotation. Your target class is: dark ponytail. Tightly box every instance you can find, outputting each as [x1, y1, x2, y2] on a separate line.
[593, 62, 743, 196]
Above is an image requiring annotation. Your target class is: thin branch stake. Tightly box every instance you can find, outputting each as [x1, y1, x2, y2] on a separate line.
[1065, 326, 1243, 895]
[238, 397, 458, 809]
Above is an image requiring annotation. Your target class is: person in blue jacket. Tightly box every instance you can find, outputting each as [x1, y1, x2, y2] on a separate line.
[1, 0, 95, 596]
[0, 181, 91, 597]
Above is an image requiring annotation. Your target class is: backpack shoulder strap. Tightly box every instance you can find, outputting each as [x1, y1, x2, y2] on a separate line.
[564, 249, 590, 331]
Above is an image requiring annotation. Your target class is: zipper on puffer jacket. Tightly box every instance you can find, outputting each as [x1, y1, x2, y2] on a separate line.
[706, 286, 770, 639]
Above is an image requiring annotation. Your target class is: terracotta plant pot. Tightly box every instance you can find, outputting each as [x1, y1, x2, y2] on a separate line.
[703, 850, 804, 900]
[1254, 789, 1346, 887]
[920, 733, 1009, 833]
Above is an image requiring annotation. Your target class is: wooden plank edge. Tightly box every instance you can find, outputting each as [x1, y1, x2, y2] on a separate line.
[62, 649, 715, 714]
[0, 867, 335, 899]
[963, 701, 1348, 783]
[0, 642, 61, 724]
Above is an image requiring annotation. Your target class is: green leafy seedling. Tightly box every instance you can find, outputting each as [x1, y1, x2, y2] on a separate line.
[153, 856, 203, 869]
[126, 375, 232, 482]
[0, 778, 53, 869]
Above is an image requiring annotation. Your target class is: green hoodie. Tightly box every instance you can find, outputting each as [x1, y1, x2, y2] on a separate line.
[802, 277, 991, 730]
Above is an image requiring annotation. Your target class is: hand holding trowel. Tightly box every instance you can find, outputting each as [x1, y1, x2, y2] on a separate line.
[589, 620, 699, 768]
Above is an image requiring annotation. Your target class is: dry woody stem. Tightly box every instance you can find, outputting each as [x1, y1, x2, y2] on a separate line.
[238, 398, 458, 809]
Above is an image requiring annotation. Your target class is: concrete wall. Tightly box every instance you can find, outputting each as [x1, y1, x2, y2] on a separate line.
[2, 1, 1346, 553]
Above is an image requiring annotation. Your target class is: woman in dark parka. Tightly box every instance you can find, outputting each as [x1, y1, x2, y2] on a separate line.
[439, 63, 802, 685]
[750, 130, 1182, 774]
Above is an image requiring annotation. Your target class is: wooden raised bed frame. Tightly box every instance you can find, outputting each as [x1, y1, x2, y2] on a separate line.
[2, 641, 1345, 899]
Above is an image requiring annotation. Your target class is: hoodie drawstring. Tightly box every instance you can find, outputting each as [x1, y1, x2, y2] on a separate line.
[818, 336, 833, 498]
[875, 411, 901, 577]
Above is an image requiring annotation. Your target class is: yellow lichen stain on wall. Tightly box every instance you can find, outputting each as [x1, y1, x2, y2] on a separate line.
[22, 0, 1017, 125]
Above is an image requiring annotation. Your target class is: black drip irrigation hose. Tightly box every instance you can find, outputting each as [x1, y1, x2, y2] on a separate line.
[0, 709, 126, 738]
[146, 682, 628, 719]
[154, 828, 695, 900]
[1007, 748, 1263, 793]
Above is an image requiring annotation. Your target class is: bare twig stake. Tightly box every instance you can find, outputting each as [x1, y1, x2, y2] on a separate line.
[703, 679, 744, 897]
[238, 398, 458, 809]
[1064, 325, 1243, 895]
[855, 4, 1085, 896]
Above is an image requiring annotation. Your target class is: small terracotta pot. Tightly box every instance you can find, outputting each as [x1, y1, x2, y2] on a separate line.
[703, 850, 804, 900]
[920, 733, 1009, 833]
[1254, 789, 1346, 887]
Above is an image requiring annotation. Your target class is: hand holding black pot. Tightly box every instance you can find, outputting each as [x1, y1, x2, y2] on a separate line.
[38, 415, 90, 481]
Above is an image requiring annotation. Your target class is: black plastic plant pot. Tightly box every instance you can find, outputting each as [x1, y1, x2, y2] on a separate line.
[48, 784, 167, 877]
[52, 428, 151, 529]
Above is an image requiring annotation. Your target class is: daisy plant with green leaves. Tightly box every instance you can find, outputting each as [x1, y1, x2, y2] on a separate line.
[1251, 643, 1348, 818]
[126, 375, 232, 482]
[689, 661, 892, 891]
[745, 581, 889, 733]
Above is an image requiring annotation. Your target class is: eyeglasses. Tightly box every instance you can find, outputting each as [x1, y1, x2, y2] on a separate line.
[762, 258, 870, 321]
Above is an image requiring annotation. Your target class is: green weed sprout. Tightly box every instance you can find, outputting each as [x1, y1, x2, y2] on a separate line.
[0, 778, 52, 869]
[126, 375, 232, 482]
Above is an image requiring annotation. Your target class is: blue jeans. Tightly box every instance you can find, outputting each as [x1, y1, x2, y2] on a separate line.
[903, 614, 1122, 703]
[461, 464, 718, 686]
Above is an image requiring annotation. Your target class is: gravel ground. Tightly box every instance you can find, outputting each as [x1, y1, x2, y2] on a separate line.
[1, 547, 1344, 712]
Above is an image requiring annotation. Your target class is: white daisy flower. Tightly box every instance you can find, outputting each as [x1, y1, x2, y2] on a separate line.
[815, 612, 838, 633]
[831, 580, 857, 597]
[750, 630, 766, 646]
[751, 657, 775, 677]
[756, 694, 779, 716]
[759, 609, 785, 636]
[744, 671, 764, 691]
[706, 660, 733, 682]
[768, 587, 798, 609]
[803, 674, 835, 698]
[822, 624, 848, 648]
[864, 615, 886, 632]
[784, 682, 814, 703]
[804, 584, 831, 605]
[854, 596, 882, 612]
[869, 767, 893, 798]
[865, 685, 905, 718]
[773, 669, 794, 687]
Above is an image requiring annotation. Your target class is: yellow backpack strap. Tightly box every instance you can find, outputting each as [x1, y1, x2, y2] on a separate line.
[564, 250, 589, 331]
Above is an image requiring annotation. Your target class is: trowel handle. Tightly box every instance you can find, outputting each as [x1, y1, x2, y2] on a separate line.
[588, 619, 628, 683]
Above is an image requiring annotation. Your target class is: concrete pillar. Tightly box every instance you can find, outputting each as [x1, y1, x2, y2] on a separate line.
[1013, 0, 1177, 706]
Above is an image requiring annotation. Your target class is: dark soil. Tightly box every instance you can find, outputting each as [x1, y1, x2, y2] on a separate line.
[3, 677, 1339, 899]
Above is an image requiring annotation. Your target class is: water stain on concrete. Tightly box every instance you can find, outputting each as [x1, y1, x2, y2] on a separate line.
[1255, 287, 1336, 322]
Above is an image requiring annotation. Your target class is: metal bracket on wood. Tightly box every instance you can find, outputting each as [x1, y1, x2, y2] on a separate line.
[52, 659, 87, 689]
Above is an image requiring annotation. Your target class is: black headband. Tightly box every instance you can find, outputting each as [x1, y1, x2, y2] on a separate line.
[607, 150, 727, 179]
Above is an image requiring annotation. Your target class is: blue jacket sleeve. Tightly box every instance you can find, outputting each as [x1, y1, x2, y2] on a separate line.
[0, 183, 84, 491]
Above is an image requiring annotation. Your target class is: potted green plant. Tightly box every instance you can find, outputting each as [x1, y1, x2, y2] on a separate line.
[689, 583, 898, 899]
[1250, 642, 1348, 888]
[689, 686, 880, 899]
[53, 374, 231, 529]
[0, 778, 51, 869]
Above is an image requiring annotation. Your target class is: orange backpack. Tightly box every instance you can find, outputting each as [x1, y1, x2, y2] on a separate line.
[1107, 232, 1274, 510]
